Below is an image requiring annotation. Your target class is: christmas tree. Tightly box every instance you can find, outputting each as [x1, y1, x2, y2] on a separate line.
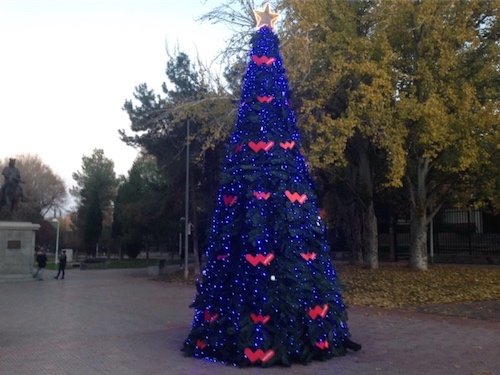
[182, 3, 361, 367]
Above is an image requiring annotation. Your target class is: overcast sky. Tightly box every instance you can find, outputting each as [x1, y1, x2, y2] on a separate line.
[0, 0, 232, 193]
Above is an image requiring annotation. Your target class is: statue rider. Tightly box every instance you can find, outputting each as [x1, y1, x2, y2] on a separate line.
[1, 158, 24, 205]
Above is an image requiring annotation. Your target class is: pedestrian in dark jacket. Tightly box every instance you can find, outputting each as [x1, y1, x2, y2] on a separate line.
[54, 250, 67, 279]
[33, 248, 47, 280]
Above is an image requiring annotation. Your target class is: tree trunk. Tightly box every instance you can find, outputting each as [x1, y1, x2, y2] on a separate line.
[118, 239, 123, 261]
[344, 200, 363, 265]
[388, 217, 396, 262]
[356, 134, 378, 269]
[409, 208, 428, 270]
[408, 157, 429, 271]
[362, 200, 378, 269]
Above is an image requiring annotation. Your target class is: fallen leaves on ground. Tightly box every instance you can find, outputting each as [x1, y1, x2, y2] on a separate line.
[158, 263, 500, 309]
[335, 263, 500, 308]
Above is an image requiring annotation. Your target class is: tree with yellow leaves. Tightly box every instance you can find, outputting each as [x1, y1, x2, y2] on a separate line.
[278, 0, 406, 269]
[278, 0, 500, 271]
[381, 0, 500, 270]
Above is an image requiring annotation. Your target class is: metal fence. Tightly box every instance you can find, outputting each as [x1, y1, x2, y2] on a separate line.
[378, 209, 500, 261]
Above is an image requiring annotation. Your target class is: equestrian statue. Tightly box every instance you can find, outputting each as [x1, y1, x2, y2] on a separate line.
[0, 158, 25, 214]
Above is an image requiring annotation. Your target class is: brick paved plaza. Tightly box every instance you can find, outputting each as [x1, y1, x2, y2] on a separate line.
[0, 266, 498, 375]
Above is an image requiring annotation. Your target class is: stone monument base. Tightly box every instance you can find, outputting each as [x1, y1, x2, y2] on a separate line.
[0, 221, 40, 282]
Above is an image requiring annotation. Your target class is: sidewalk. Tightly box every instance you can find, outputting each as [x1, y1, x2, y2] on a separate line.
[0, 266, 498, 375]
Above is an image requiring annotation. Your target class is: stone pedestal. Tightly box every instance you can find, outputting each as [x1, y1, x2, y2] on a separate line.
[0, 221, 40, 282]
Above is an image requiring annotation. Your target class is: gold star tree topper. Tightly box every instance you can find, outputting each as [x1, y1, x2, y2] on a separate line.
[253, 2, 280, 29]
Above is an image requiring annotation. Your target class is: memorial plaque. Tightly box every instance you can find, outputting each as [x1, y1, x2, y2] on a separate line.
[7, 240, 21, 250]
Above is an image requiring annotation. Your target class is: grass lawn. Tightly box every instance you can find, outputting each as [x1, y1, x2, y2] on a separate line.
[37, 258, 178, 270]
[84, 258, 180, 270]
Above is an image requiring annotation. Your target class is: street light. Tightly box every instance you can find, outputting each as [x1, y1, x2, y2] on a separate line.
[184, 120, 190, 280]
[180, 217, 185, 268]
[52, 218, 60, 270]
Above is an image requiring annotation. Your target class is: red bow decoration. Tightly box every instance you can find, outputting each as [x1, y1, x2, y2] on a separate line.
[308, 304, 329, 319]
[301, 252, 317, 261]
[196, 340, 207, 349]
[250, 313, 271, 324]
[279, 141, 296, 150]
[248, 141, 274, 153]
[222, 195, 238, 206]
[245, 253, 275, 266]
[217, 254, 229, 260]
[244, 348, 275, 363]
[253, 191, 271, 200]
[257, 95, 274, 104]
[316, 341, 329, 350]
[235, 144, 243, 153]
[285, 190, 308, 204]
[252, 55, 276, 66]
[204, 310, 219, 324]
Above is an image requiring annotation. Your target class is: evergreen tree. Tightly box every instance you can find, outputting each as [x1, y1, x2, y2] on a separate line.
[71, 149, 117, 256]
[81, 189, 103, 256]
[183, 4, 360, 367]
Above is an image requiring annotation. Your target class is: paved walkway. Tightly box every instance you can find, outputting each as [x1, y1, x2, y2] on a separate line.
[0, 266, 498, 375]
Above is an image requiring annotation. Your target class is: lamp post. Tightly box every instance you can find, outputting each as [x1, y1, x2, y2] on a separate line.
[184, 119, 190, 280]
[179, 218, 183, 262]
[52, 218, 60, 270]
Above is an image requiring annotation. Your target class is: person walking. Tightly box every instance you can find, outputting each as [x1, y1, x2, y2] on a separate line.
[54, 250, 67, 279]
[33, 247, 47, 281]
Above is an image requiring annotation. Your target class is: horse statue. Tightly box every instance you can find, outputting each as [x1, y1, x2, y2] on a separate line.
[0, 158, 24, 215]
[0, 181, 23, 214]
